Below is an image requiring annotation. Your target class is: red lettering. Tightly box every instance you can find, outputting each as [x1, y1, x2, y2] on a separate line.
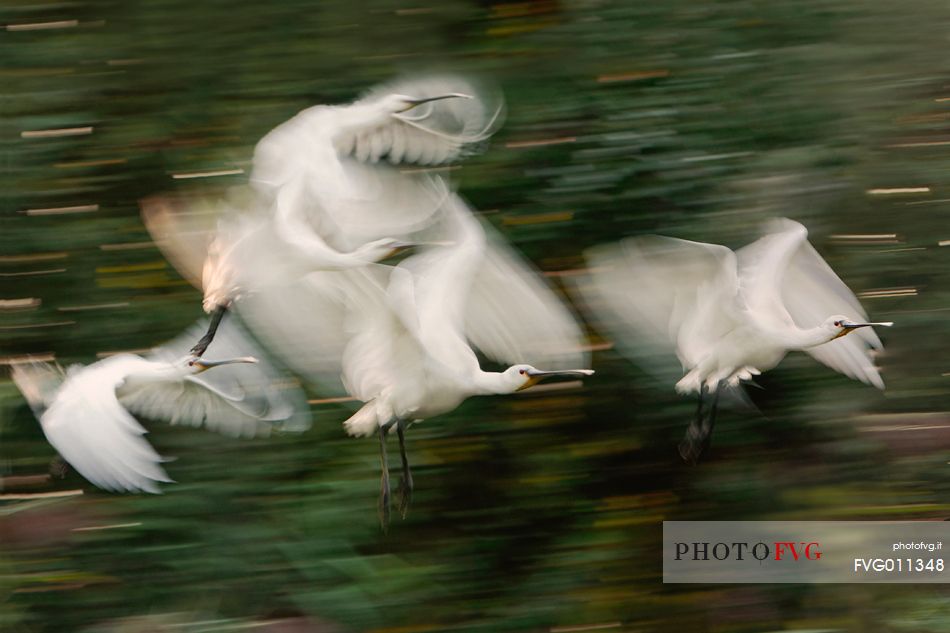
[774, 541, 800, 561]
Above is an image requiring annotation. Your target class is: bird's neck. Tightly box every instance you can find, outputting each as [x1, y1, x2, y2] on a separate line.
[471, 371, 519, 396]
[778, 325, 835, 350]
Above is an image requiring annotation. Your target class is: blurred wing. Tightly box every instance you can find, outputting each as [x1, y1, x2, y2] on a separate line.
[344, 74, 505, 166]
[41, 356, 172, 493]
[737, 218, 884, 388]
[574, 236, 739, 380]
[11, 361, 65, 418]
[140, 195, 218, 290]
[386, 197, 487, 380]
[235, 268, 377, 397]
[274, 163, 451, 252]
[340, 267, 425, 403]
[253, 110, 453, 249]
[464, 220, 589, 370]
[137, 318, 312, 433]
[735, 218, 812, 327]
[779, 222, 884, 388]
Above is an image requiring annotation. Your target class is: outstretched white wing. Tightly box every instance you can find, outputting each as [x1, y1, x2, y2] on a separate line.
[40, 355, 173, 493]
[235, 268, 383, 397]
[738, 218, 885, 388]
[131, 318, 312, 434]
[463, 218, 589, 371]
[574, 236, 740, 382]
[251, 75, 502, 250]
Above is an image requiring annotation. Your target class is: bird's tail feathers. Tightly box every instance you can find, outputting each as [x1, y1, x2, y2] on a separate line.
[342, 401, 381, 438]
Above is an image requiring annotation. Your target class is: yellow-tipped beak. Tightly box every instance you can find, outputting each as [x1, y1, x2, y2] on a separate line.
[833, 320, 893, 340]
[516, 376, 543, 392]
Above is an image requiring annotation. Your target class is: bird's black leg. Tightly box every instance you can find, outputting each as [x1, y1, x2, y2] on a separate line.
[378, 420, 396, 531]
[679, 385, 710, 464]
[394, 419, 413, 519]
[190, 304, 228, 357]
[700, 387, 721, 457]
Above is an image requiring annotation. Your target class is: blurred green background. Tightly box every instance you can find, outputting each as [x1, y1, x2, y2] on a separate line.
[2, 0, 949, 631]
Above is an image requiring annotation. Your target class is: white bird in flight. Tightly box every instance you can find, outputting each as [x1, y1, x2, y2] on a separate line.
[575, 218, 892, 462]
[143, 75, 503, 357]
[236, 192, 593, 526]
[249, 74, 504, 249]
[142, 75, 589, 525]
[143, 195, 411, 357]
[11, 320, 310, 493]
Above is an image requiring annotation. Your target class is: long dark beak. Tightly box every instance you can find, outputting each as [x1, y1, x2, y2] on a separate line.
[517, 368, 595, 391]
[843, 320, 894, 329]
[834, 320, 893, 339]
[405, 93, 473, 108]
[527, 369, 595, 378]
[192, 356, 258, 371]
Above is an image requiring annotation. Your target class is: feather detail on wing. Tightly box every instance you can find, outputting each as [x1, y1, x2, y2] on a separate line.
[341, 74, 505, 166]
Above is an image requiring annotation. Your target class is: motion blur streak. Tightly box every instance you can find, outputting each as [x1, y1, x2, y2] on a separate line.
[1, 0, 949, 631]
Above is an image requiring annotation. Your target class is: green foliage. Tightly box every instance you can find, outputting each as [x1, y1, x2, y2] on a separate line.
[2, 0, 949, 631]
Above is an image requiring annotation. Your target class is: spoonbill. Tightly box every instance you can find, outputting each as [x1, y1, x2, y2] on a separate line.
[142, 196, 410, 357]
[249, 73, 504, 247]
[144, 76, 589, 526]
[295, 196, 592, 527]
[11, 319, 310, 493]
[574, 218, 892, 462]
[232, 193, 593, 527]
[144, 75, 503, 356]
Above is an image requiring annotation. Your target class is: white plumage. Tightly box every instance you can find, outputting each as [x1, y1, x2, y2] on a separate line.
[236, 193, 594, 422]
[138, 75, 588, 523]
[236, 192, 592, 525]
[574, 218, 892, 462]
[249, 75, 502, 252]
[142, 75, 502, 323]
[577, 218, 891, 394]
[11, 319, 310, 493]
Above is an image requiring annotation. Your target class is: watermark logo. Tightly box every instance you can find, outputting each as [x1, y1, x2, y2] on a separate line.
[673, 541, 822, 561]
[664, 522, 946, 583]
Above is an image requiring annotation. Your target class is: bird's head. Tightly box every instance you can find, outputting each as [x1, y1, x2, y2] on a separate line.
[184, 355, 259, 374]
[505, 364, 595, 392]
[821, 314, 893, 341]
[379, 92, 473, 115]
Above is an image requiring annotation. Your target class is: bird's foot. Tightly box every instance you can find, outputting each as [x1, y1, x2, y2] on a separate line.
[395, 474, 413, 519]
[49, 455, 69, 479]
[678, 437, 703, 465]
